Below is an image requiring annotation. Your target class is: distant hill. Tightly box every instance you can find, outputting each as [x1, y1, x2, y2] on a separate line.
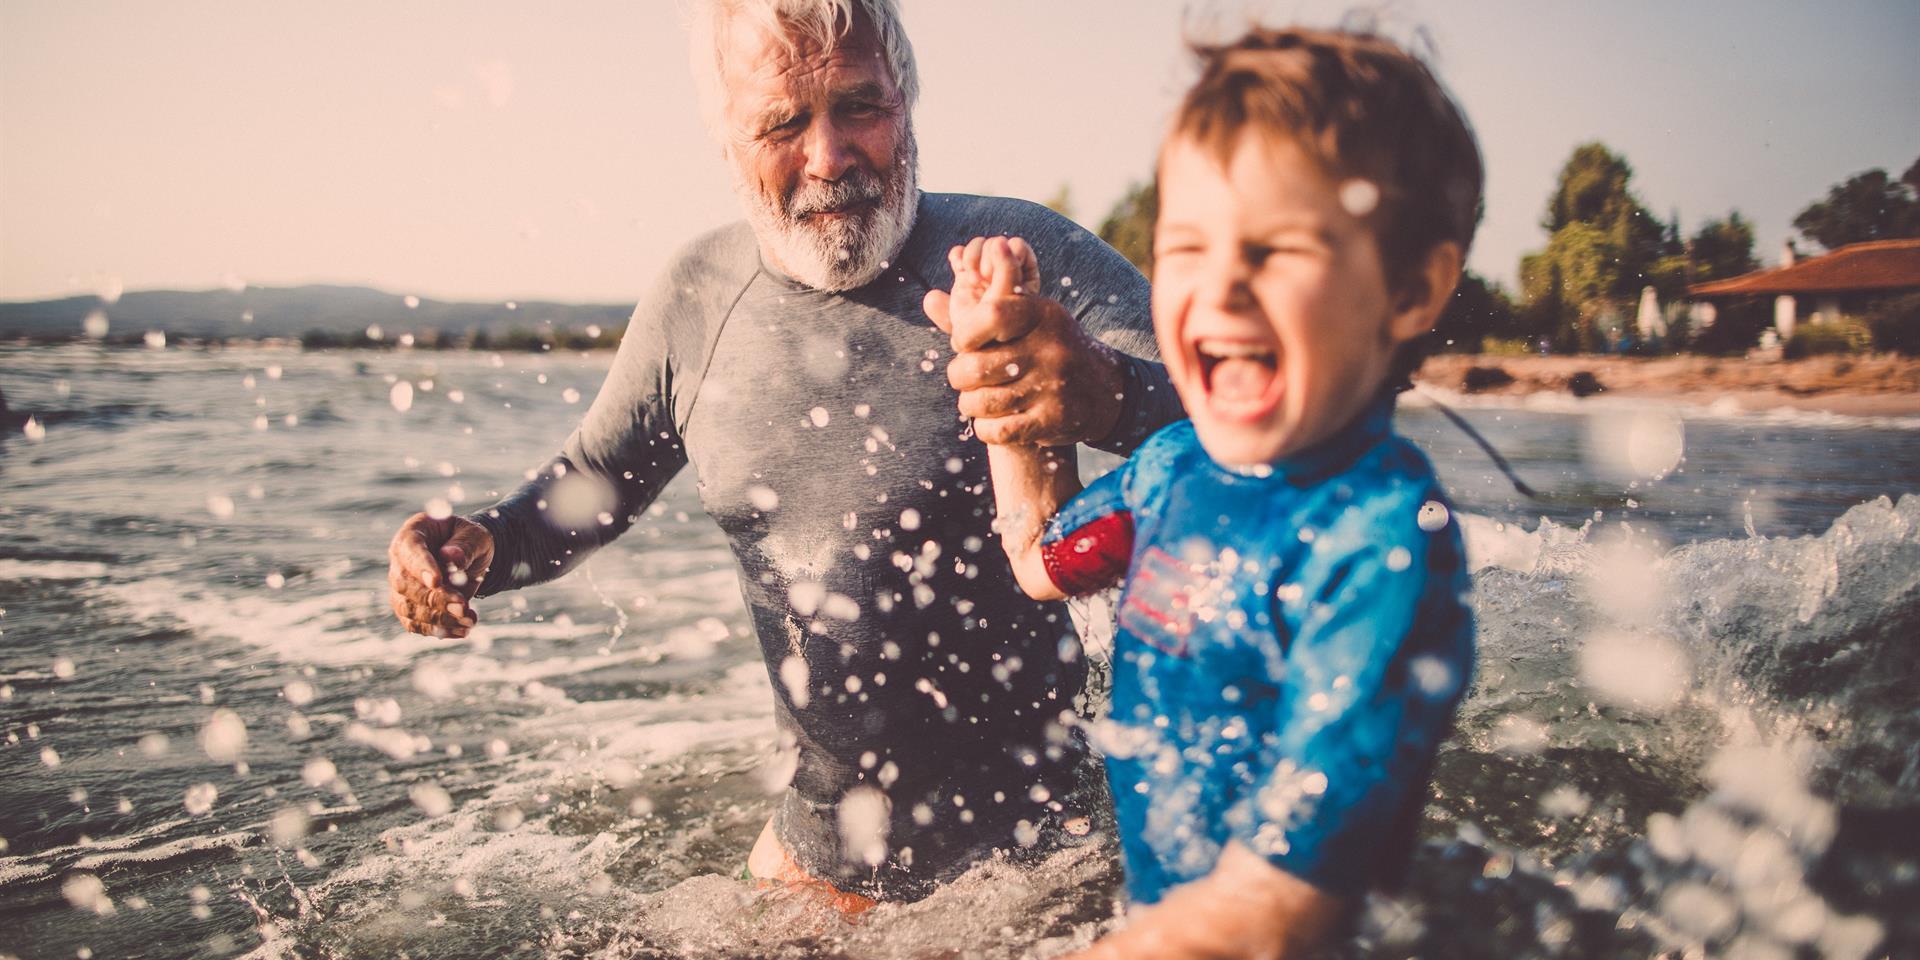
[0, 285, 633, 341]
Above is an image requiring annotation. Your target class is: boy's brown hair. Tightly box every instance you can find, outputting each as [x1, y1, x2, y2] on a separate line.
[1167, 26, 1484, 295]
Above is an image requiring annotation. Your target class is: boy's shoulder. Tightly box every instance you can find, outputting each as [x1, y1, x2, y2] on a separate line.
[1306, 431, 1458, 562]
[1122, 419, 1205, 494]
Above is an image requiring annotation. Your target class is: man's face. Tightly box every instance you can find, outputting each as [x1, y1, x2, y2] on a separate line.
[1152, 132, 1415, 467]
[718, 11, 917, 291]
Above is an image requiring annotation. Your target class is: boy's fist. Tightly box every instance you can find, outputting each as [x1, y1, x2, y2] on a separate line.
[924, 236, 1045, 350]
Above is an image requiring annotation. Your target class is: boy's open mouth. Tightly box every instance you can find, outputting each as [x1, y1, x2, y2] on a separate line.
[1195, 337, 1283, 421]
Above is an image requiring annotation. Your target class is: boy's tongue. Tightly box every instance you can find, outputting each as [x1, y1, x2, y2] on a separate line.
[1209, 356, 1276, 403]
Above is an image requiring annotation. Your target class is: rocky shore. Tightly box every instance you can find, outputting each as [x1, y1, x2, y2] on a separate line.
[1414, 354, 1920, 417]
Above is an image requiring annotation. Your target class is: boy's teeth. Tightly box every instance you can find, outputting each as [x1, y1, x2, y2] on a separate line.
[1195, 338, 1273, 360]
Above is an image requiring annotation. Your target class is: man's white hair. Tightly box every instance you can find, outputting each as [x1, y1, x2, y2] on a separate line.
[687, 0, 920, 139]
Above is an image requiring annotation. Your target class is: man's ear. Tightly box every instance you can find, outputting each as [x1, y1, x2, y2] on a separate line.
[1388, 242, 1463, 344]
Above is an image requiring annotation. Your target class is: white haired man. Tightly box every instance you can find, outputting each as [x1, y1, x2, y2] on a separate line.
[385, 0, 1181, 907]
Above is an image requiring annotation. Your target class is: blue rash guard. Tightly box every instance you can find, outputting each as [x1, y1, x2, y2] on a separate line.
[1035, 395, 1474, 902]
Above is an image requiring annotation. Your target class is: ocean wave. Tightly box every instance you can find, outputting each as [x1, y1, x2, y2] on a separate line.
[0, 559, 111, 581]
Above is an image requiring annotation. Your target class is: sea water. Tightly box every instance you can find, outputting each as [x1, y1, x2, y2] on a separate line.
[2, 344, 1917, 959]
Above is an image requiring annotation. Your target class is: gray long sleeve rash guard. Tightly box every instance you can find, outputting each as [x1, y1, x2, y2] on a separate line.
[471, 192, 1181, 899]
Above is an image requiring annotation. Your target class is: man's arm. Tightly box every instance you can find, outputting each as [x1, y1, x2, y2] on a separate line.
[384, 227, 759, 636]
[1063, 844, 1346, 960]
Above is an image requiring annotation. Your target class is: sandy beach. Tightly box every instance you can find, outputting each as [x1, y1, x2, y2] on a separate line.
[1415, 353, 1920, 417]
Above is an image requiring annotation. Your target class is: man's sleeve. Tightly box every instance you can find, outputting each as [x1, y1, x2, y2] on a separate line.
[1024, 212, 1185, 457]
[468, 273, 697, 597]
[1236, 490, 1474, 896]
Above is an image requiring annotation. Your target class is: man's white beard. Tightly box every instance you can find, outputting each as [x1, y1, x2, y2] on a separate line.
[733, 126, 920, 292]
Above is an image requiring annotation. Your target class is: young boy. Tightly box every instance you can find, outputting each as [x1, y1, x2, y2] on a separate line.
[925, 27, 1480, 958]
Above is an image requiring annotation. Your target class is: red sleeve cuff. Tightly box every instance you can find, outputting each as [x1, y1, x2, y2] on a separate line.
[1040, 511, 1135, 596]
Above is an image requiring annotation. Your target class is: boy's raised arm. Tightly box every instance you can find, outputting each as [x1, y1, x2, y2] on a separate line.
[924, 236, 1109, 601]
[986, 443, 1079, 601]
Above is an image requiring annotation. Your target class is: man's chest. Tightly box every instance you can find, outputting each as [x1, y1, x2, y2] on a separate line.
[681, 284, 993, 543]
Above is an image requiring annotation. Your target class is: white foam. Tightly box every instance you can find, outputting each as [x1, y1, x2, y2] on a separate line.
[0, 559, 110, 581]
[100, 579, 466, 667]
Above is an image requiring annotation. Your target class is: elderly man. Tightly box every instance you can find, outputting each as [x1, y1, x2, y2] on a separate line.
[386, 0, 1179, 904]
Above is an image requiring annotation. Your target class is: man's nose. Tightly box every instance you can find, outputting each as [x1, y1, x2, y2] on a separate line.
[802, 116, 859, 182]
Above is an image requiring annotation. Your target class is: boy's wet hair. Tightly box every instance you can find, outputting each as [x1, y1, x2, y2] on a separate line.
[1167, 26, 1485, 387]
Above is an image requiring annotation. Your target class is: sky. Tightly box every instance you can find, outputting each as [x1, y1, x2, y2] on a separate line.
[2, 0, 1916, 305]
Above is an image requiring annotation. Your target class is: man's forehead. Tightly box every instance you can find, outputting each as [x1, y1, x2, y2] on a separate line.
[719, 13, 893, 103]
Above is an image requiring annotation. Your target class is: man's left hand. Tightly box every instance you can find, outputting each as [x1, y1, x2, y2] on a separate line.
[922, 236, 1126, 447]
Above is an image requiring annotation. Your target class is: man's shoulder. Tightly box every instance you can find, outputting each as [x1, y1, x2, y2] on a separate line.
[912, 192, 1102, 254]
[660, 220, 762, 283]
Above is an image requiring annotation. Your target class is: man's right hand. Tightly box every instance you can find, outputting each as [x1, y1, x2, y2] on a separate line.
[387, 513, 495, 638]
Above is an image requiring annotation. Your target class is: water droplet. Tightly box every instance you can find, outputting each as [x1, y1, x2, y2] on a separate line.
[409, 783, 453, 817]
[1578, 629, 1688, 711]
[200, 708, 248, 763]
[301, 757, 338, 788]
[748, 485, 780, 511]
[62, 873, 113, 915]
[183, 782, 218, 815]
[779, 656, 810, 708]
[838, 786, 890, 866]
[1338, 179, 1380, 216]
[269, 807, 310, 846]
[390, 381, 415, 413]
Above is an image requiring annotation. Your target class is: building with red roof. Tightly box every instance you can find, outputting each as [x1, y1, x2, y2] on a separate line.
[1688, 238, 1920, 340]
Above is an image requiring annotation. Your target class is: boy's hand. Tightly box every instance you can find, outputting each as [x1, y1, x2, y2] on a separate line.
[922, 236, 1124, 446]
[924, 235, 1045, 350]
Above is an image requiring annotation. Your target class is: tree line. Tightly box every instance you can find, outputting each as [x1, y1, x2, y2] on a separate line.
[1083, 148, 1920, 357]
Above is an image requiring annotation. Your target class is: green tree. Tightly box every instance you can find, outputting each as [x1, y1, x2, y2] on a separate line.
[1792, 161, 1920, 250]
[1517, 142, 1673, 350]
[1431, 269, 1519, 352]
[1521, 221, 1626, 350]
[1685, 212, 1759, 284]
[1099, 180, 1158, 273]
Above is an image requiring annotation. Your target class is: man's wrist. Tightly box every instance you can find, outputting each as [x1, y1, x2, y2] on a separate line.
[1082, 341, 1134, 447]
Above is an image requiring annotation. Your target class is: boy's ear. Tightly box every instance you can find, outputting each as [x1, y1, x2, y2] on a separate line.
[1389, 242, 1463, 344]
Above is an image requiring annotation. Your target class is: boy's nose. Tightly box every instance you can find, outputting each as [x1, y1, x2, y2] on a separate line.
[1198, 256, 1258, 313]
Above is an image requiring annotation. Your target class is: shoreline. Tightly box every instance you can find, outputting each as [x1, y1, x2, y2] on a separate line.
[1414, 354, 1920, 417]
